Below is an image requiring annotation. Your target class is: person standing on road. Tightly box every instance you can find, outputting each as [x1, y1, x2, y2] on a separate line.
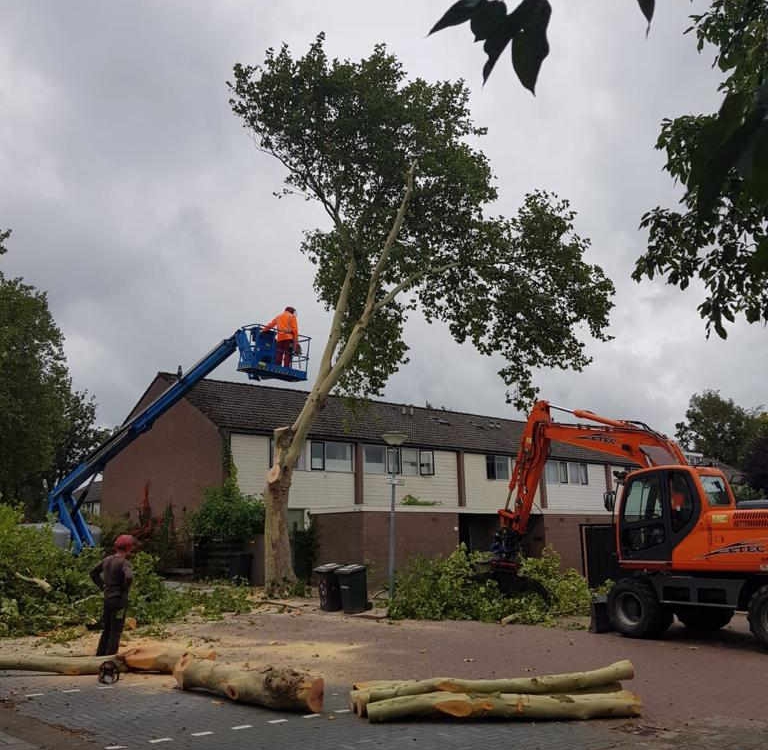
[90, 534, 135, 656]
[262, 306, 299, 367]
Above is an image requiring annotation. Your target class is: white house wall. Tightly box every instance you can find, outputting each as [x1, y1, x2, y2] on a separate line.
[544, 464, 608, 514]
[362, 450, 458, 508]
[463, 453, 520, 511]
[230, 434, 270, 495]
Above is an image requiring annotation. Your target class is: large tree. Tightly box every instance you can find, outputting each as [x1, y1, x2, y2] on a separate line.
[675, 389, 761, 468]
[0, 241, 108, 518]
[742, 416, 768, 493]
[228, 36, 614, 591]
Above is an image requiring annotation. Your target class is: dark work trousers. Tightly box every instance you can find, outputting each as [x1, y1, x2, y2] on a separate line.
[276, 340, 293, 367]
[96, 597, 127, 656]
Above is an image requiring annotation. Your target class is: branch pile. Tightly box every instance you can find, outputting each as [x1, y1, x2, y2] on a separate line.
[350, 660, 641, 722]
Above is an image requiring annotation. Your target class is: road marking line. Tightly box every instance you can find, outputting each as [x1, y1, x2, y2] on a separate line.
[357, 740, 373, 744]
[231, 724, 252, 730]
[24, 693, 45, 698]
[62, 688, 81, 693]
[268, 719, 287, 724]
[97, 686, 114, 690]
[334, 708, 351, 713]
[148, 739, 173, 744]
[303, 713, 320, 718]
[105, 745, 128, 749]
[190, 731, 214, 737]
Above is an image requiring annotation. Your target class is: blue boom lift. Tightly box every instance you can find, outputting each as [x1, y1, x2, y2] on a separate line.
[48, 323, 311, 553]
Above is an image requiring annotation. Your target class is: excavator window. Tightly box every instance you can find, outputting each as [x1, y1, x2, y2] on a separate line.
[621, 474, 667, 553]
[669, 472, 694, 533]
[700, 475, 730, 507]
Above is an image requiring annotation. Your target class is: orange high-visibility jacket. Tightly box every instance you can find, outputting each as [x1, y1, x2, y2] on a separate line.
[263, 310, 298, 343]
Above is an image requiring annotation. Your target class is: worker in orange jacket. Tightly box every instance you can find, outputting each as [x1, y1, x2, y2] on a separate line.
[262, 306, 299, 367]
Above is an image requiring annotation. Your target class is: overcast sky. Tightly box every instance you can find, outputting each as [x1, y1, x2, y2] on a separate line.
[2, 0, 765, 438]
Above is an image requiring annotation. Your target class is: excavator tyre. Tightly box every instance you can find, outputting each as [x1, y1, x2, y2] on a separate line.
[608, 578, 672, 639]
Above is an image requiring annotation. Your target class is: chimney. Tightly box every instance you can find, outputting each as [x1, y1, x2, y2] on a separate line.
[409, 406, 414, 416]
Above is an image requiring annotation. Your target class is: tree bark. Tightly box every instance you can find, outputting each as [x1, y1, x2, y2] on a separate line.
[365, 689, 642, 723]
[0, 643, 216, 676]
[173, 653, 324, 713]
[350, 660, 633, 716]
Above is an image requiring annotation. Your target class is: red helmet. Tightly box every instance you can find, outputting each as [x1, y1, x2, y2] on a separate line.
[114, 534, 136, 552]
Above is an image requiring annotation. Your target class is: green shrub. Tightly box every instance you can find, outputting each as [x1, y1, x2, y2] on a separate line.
[187, 474, 264, 542]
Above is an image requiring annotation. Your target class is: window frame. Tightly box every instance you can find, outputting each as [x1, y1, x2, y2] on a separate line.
[419, 450, 435, 476]
[486, 454, 510, 481]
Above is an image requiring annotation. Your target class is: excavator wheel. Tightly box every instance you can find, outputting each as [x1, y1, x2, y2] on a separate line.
[675, 606, 734, 632]
[608, 578, 672, 639]
[747, 585, 768, 649]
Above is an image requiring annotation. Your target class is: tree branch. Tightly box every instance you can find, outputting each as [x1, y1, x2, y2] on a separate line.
[373, 261, 460, 312]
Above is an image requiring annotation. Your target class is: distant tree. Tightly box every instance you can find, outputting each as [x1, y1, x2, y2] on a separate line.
[742, 417, 768, 493]
[675, 389, 761, 468]
[635, 1, 768, 337]
[0, 251, 107, 518]
[228, 36, 614, 591]
[0, 228, 10, 255]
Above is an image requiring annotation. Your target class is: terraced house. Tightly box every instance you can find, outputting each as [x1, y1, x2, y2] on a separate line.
[102, 374, 635, 584]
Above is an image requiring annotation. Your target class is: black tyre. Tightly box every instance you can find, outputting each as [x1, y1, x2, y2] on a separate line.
[675, 606, 734, 632]
[748, 585, 768, 649]
[608, 579, 671, 639]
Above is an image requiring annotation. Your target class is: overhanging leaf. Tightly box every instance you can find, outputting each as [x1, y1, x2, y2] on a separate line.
[482, 14, 522, 84]
[511, 0, 551, 94]
[470, 0, 508, 41]
[429, 0, 486, 35]
[637, 0, 654, 31]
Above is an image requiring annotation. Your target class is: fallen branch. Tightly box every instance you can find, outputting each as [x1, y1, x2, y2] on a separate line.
[351, 660, 634, 716]
[366, 689, 642, 722]
[14, 572, 52, 593]
[173, 653, 324, 713]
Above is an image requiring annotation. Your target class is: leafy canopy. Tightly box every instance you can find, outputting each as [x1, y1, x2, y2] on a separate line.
[635, 1, 768, 338]
[229, 36, 614, 407]
[675, 389, 761, 468]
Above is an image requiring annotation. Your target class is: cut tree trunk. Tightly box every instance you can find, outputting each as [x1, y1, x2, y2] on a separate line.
[0, 642, 216, 676]
[365, 689, 642, 723]
[350, 660, 634, 716]
[173, 653, 324, 713]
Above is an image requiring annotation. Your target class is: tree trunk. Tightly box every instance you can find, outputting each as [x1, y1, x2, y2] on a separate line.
[263, 464, 296, 594]
[172, 653, 324, 712]
[0, 642, 216, 676]
[365, 689, 642, 723]
[350, 661, 634, 717]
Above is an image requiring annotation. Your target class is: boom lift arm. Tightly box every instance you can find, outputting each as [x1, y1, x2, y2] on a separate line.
[498, 400, 687, 545]
[49, 324, 311, 553]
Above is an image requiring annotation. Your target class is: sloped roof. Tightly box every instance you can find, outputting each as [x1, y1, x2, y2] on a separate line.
[155, 373, 634, 465]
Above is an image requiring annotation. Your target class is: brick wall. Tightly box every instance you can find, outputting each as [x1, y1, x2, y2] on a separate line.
[313, 510, 459, 588]
[542, 513, 613, 572]
[101, 378, 224, 521]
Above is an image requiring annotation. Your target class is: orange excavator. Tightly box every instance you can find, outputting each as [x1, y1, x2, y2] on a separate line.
[495, 400, 768, 648]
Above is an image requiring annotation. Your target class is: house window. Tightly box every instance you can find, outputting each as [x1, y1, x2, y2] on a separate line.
[419, 450, 435, 476]
[558, 462, 569, 483]
[486, 455, 509, 481]
[579, 463, 589, 485]
[386, 447, 401, 475]
[310, 441, 352, 472]
[364, 445, 386, 474]
[567, 462, 589, 485]
[401, 448, 419, 476]
[545, 461, 560, 484]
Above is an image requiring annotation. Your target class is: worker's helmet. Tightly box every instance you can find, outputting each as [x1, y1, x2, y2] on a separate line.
[114, 534, 136, 552]
[285, 306, 296, 314]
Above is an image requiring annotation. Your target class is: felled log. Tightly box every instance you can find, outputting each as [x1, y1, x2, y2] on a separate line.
[351, 660, 634, 716]
[173, 653, 324, 713]
[14, 572, 53, 593]
[366, 689, 642, 723]
[0, 642, 216, 676]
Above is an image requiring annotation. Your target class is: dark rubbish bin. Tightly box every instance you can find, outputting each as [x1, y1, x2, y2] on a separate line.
[314, 563, 342, 612]
[336, 564, 370, 614]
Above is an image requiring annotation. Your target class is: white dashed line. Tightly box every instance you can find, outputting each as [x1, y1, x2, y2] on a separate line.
[334, 708, 351, 714]
[231, 724, 253, 730]
[148, 739, 173, 744]
[268, 719, 288, 724]
[190, 731, 214, 737]
[24, 693, 45, 698]
[303, 713, 321, 719]
[62, 688, 81, 693]
[105, 745, 128, 749]
[357, 740, 373, 744]
[96, 686, 114, 690]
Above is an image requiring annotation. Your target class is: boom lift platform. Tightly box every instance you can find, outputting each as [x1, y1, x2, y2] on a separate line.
[49, 323, 311, 553]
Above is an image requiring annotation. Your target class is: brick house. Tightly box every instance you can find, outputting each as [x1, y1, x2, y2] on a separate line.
[101, 374, 634, 584]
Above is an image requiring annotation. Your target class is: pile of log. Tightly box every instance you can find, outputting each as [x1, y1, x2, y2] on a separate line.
[349, 660, 641, 723]
[0, 641, 324, 714]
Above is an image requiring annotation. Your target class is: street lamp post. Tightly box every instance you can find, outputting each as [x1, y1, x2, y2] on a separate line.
[382, 431, 408, 601]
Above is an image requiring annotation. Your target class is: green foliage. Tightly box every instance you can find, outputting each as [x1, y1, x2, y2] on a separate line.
[400, 495, 438, 506]
[0, 506, 253, 638]
[0, 228, 9, 255]
[674, 389, 761, 467]
[229, 37, 613, 408]
[90, 513, 135, 553]
[635, 1, 768, 337]
[388, 544, 591, 624]
[429, 1, 653, 89]
[742, 416, 768, 493]
[187, 470, 264, 543]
